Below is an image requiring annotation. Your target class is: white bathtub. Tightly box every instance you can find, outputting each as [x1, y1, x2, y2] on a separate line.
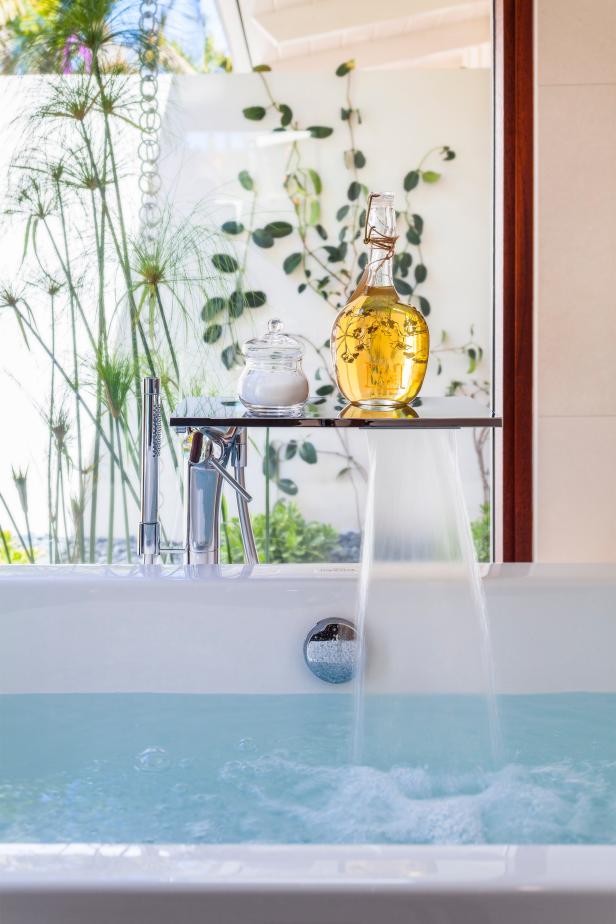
[1, 562, 616, 924]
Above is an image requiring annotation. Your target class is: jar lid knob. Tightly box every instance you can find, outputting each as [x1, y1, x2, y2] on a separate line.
[268, 319, 283, 336]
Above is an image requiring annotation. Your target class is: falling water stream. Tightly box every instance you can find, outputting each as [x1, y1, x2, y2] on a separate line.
[352, 429, 502, 765]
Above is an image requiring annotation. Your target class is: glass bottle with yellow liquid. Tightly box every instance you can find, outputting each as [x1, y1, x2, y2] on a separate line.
[331, 192, 429, 407]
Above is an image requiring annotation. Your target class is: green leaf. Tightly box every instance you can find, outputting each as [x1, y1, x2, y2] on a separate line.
[221, 343, 241, 370]
[412, 213, 424, 233]
[228, 291, 244, 318]
[244, 290, 266, 308]
[252, 63, 271, 72]
[279, 104, 293, 126]
[347, 181, 361, 201]
[283, 252, 302, 274]
[307, 125, 333, 139]
[358, 252, 368, 269]
[212, 253, 239, 273]
[414, 263, 427, 283]
[316, 224, 328, 240]
[243, 106, 266, 121]
[467, 347, 477, 373]
[308, 169, 322, 194]
[252, 228, 274, 248]
[397, 252, 412, 272]
[422, 170, 441, 183]
[277, 478, 298, 496]
[335, 59, 355, 77]
[316, 384, 334, 396]
[222, 220, 244, 235]
[285, 440, 298, 460]
[324, 245, 343, 262]
[417, 296, 431, 316]
[298, 283, 307, 293]
[203, 324, 222, 344]
[353, 149, 366, 168]
[299, 441, 317, 464]
[336, 204, 350, 221]
[406, 227, 421, 246]
[238, 170, 254, 191]
[403, 170, 420, 191]
[309, 199, 321, 225]
[394, 277, 413, 296]
[265, 220, 293, 238]
[340, 107, 352, 121]
[202, 296, 226, 321]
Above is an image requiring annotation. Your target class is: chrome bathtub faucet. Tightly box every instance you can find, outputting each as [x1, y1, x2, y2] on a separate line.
[138, 378, 257, 566]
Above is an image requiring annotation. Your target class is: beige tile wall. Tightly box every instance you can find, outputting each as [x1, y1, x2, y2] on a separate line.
[536, 0, 616, 561]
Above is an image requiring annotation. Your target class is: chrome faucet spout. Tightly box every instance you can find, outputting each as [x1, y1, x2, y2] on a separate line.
[138, 377, 161, 564]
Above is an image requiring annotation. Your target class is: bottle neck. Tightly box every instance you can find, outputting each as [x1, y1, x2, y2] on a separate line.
[366, 247, 394, 288]
[365, 197, 396, 290]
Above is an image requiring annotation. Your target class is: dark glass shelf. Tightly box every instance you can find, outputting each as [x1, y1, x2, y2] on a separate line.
[170, 396, 502, 430]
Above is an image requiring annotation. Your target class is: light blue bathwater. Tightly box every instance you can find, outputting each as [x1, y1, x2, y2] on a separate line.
[1, 693, 616, 844]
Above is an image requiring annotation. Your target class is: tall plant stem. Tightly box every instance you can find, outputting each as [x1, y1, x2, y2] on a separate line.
[47, 292, 56, 563]
[56, 191, 85, 560]
[53, 447, 61, 561]
[115, 417, 132, 563]
[154, 287, 180, 383]
[264, 428, 271, 564]
[57, 457, 71, 561]
[107, 417, 115, 564]
[22, 508, 34, 562]
[0, 492, 34, 563]
[119, 413, 140, 473]
[89, 188, 108, 561]
[0, 524, 12, 563]
[220, 494, 233, 564]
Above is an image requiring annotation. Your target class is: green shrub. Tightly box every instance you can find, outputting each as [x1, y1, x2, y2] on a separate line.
[0, 531, 32, 563]
[222, 500, 338, 564]
[471, 503, 491, 562]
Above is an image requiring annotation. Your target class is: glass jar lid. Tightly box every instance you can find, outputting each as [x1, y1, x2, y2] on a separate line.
[242, 319, 304, 362]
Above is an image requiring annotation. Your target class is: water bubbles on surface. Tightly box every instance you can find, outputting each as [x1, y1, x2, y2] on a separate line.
[238, 737, 257, 753]
[134, 747, 171, 773]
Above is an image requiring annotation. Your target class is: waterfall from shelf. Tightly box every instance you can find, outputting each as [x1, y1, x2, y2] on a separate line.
[352, 429, 502, 765]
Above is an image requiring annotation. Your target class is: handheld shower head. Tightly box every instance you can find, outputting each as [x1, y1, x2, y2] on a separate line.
[139, 377, 161, 564]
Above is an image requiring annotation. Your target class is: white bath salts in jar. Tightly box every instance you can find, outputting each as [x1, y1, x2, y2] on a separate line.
[238, 319, 309, 416]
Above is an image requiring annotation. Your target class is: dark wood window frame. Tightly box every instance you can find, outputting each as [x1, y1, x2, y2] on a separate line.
[494, 0, 534, 561]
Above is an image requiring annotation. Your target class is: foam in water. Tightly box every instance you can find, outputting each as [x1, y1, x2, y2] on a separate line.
[2, 693, 616, 845]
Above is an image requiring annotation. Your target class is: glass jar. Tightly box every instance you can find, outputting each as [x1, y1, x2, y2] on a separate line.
[238, 319, 309, 416]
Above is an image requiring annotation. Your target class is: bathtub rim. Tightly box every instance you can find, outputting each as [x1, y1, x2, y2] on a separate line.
[2, 843, 616, 893]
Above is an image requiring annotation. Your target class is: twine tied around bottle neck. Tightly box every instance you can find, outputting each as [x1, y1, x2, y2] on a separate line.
[348, 193, 398, 302]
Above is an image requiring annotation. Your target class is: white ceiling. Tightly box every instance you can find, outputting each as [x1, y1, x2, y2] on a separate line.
[217, 0, 491, 71]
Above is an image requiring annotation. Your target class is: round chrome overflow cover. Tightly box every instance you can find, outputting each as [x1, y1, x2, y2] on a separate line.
[303, 618, 358, 684]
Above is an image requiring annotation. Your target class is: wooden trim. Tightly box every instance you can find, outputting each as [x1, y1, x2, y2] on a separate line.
[494, 0, 534, 561]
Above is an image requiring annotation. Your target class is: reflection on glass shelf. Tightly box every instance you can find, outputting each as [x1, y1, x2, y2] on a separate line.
[170, 396, 502, 430]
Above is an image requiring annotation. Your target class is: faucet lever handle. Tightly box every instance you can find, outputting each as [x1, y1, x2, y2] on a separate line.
[206, 455, 252, 503]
